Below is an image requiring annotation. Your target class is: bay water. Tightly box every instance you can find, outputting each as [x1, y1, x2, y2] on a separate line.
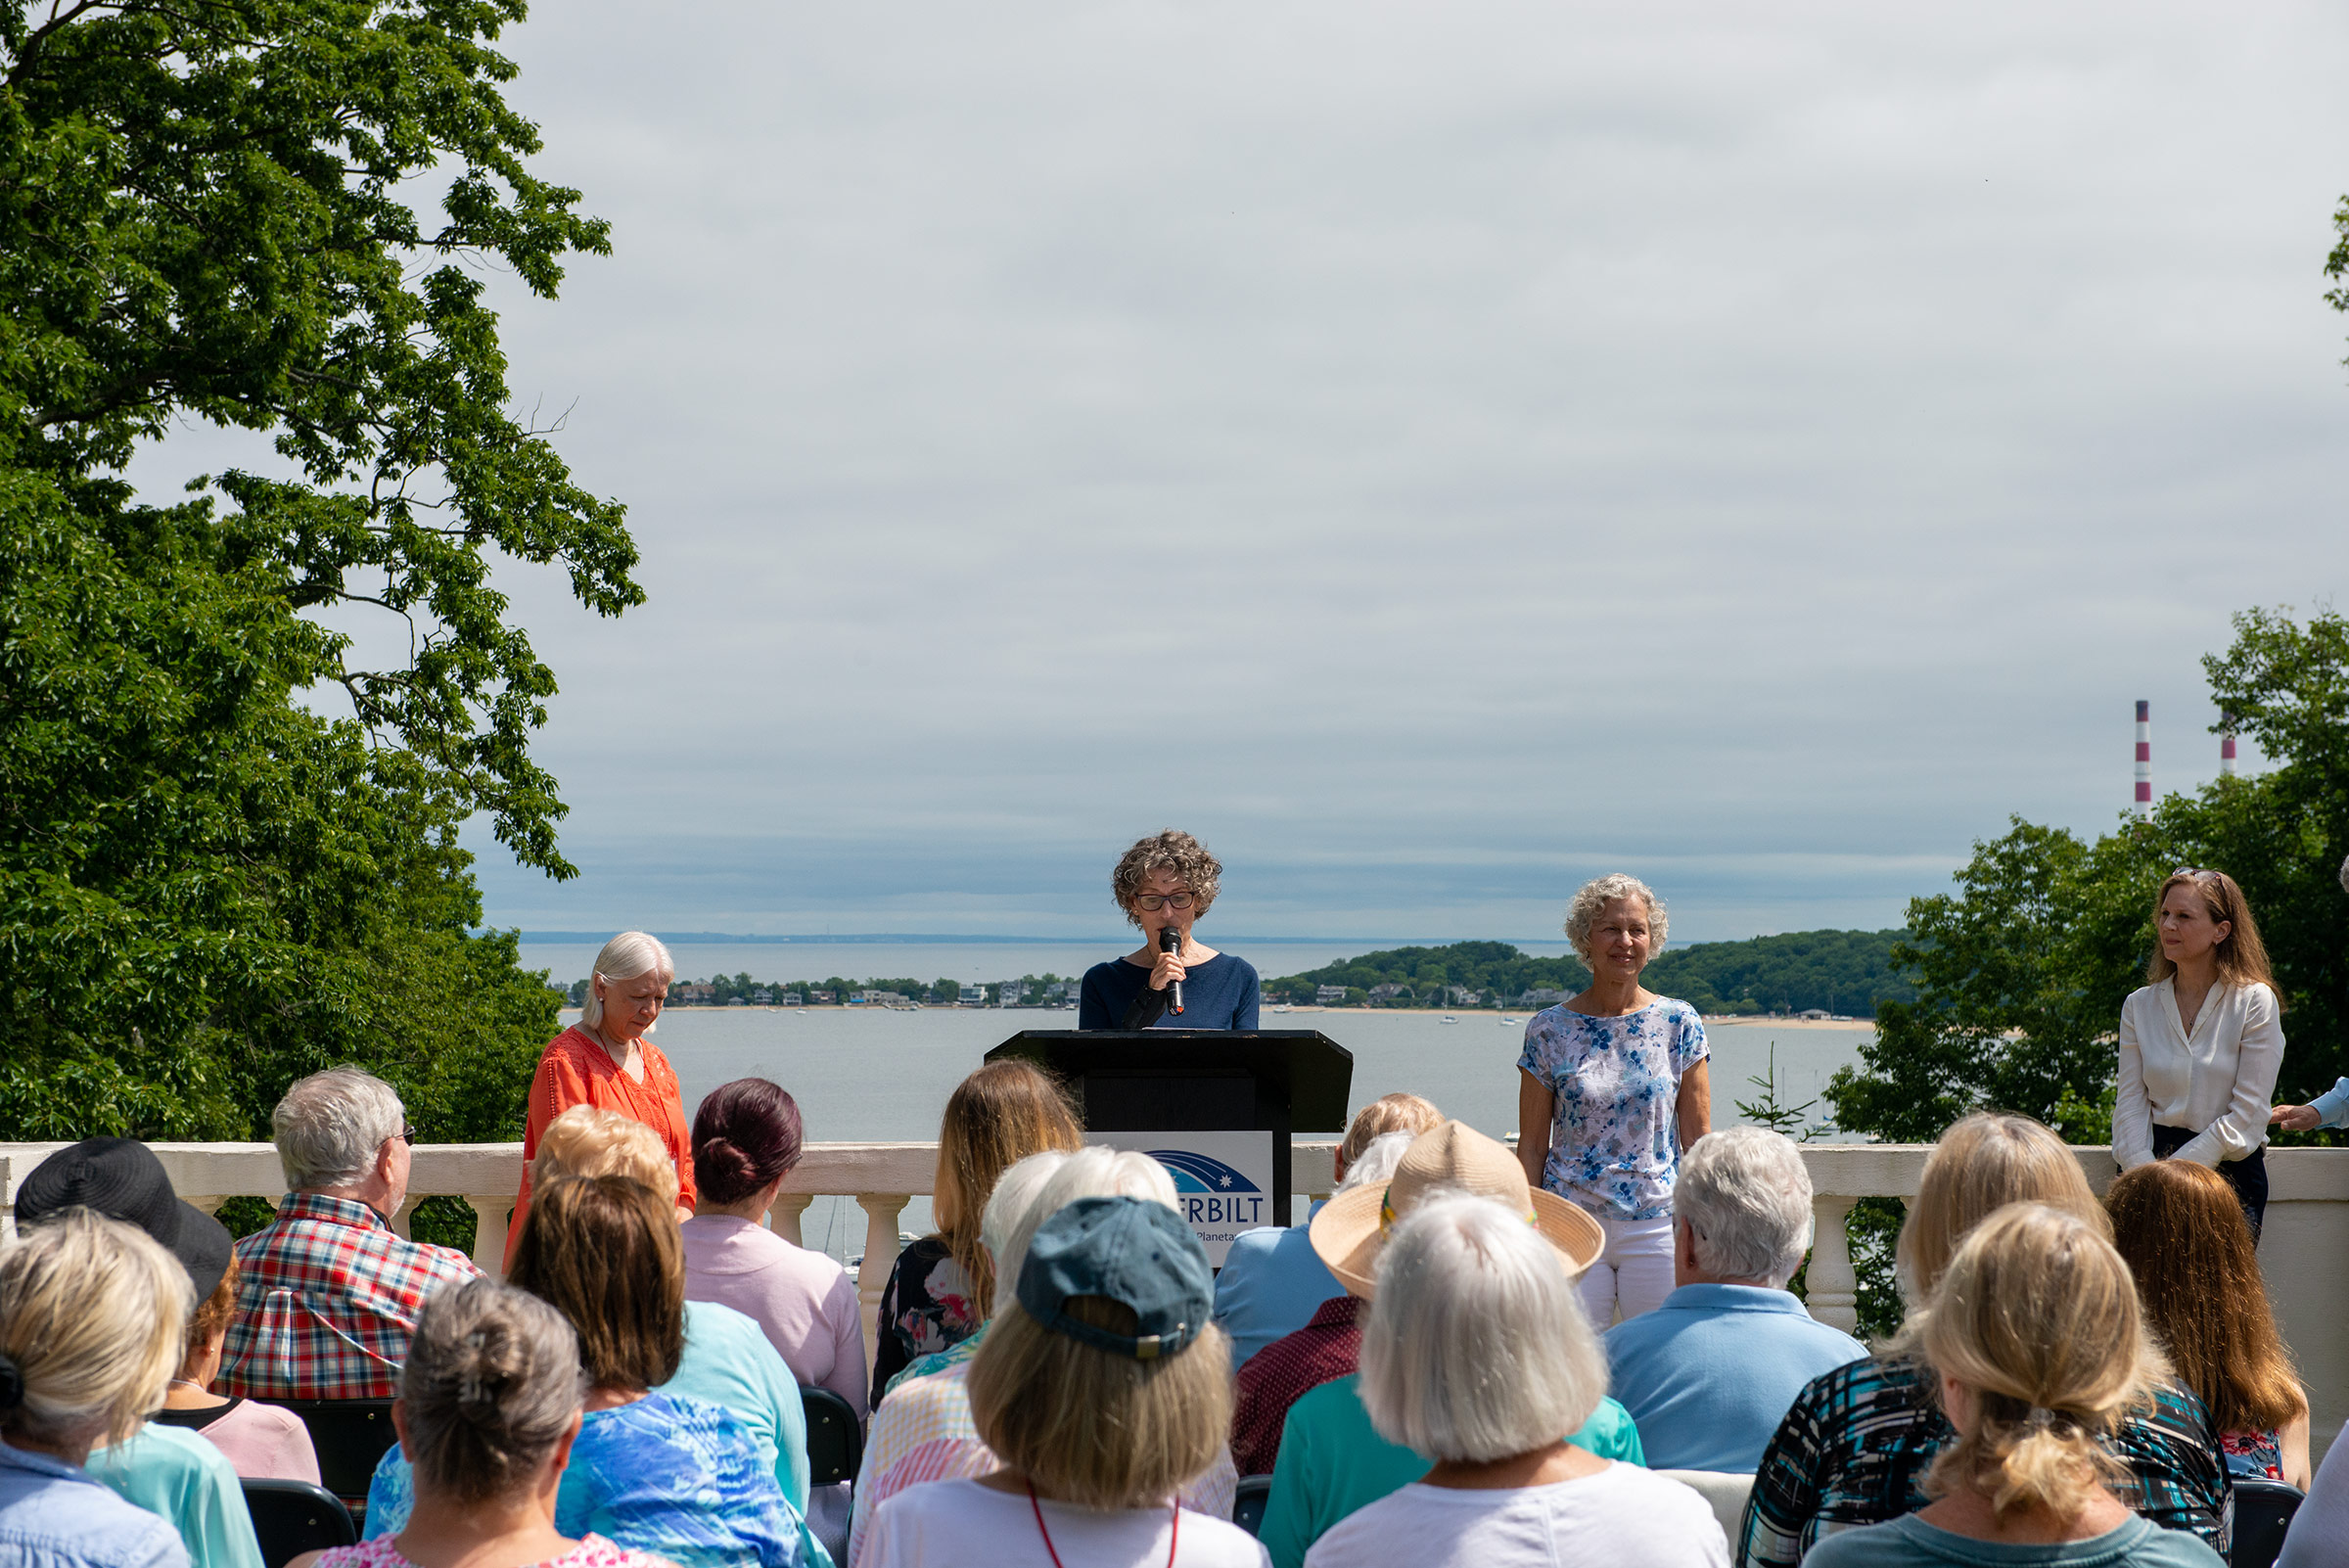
[557, 988, 1872, 1266]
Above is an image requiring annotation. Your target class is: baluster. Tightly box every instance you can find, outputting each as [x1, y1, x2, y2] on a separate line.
[468, 1197, 513, 1281]
[856, 1193, 910, 1376]
[389, 1195, 419, 1241]
[771, 1193, 815, 1247]
[1807, 1193, 1859, 1334]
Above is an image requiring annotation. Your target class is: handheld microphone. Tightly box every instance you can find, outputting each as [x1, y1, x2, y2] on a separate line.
[1160, 924, 1184, 1016]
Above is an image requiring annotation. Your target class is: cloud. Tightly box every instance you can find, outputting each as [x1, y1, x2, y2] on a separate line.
[138, 0, 2349, 939]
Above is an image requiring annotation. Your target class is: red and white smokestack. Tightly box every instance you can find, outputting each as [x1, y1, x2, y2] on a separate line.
[2135, 701, 2152, 819]
[2220, 714, 2237, 777]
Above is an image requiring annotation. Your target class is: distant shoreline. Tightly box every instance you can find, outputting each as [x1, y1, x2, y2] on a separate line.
[585, 1002, 1870, 1030]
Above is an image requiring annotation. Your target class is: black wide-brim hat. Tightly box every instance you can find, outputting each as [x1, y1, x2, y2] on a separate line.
[17, 1136, 234, 1301]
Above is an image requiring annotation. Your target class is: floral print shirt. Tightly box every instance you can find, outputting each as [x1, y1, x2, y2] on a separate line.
[867, 1238, 978, 1410]
[1517, 998, 1708, 1221]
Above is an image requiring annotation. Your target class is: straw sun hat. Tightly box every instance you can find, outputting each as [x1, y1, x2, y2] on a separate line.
[1310, 1121, 1604, 1298]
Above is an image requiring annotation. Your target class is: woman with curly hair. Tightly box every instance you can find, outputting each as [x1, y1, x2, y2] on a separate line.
[1079, 830, 1261, 1031]
[1515, 872, 1709, 1324]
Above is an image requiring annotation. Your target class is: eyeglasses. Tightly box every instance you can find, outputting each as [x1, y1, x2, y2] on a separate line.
[2170, 867, 2216, 881]
[1133, 893, 1197, 911]
[390, 1126, 416, 1147]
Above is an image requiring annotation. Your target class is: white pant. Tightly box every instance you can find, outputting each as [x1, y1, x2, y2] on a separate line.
[1576, 1214, 1676, 1327]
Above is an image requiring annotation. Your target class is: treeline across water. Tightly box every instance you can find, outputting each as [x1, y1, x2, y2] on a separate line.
[1263, 930, 1915, 1016]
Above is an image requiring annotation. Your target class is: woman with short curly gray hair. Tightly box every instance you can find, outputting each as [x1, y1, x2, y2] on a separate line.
[1516, 873, 1710, 1326]
[1078, 830, 1261, 1031]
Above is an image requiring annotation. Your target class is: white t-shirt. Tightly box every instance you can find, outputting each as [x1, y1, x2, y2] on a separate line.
[1302, 1462, 1729, 1568]
[864, 1478, 1268, 1568]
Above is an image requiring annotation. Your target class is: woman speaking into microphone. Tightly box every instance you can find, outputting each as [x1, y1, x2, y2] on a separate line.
[1079, 830, 1261, 1031]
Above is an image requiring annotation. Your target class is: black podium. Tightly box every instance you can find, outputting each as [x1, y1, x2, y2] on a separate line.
[987, 1030, 1353, 1264]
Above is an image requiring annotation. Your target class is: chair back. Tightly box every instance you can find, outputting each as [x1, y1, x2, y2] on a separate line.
[278, 1399, 399, 1503]
[1232, 1474, 1273, 1538]
[802, 1385, 863, 1486]
[243, 1479, 359, 1568]
[1657, 1469, 1756, 1545]
[2230, 1477, 2304, 1568]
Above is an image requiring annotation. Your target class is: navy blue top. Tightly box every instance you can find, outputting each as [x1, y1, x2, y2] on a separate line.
[1079, 952, 1261, 1031]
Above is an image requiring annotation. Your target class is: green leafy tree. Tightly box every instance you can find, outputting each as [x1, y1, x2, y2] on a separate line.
[0, 0, 635, 1151]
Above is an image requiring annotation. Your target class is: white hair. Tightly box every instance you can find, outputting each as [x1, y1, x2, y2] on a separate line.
[981, 1151, 1074, 1263]
[1359, 1193, 1604, 1463]
[1332, 1130, 1416, 1198]
[995, 1146, 1179, 1297]
[1675, 1127, 1815, 1287]
[581, 931, 675, 1032]
[274, 1066, 406, 1192]
[1563, 873, 1668, 962]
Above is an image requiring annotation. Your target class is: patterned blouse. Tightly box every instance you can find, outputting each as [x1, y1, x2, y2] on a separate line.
[1738, 1356, 2228, 1567]
[1517, 998, 1709, 1221]
[366, 1393, 806, 1568]
[2222, 1427, 2282, 1481]
[314, 1535, 675, 1568]
[867, 1238, 979, 1409]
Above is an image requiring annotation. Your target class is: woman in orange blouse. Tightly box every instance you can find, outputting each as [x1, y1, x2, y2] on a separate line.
[506, 931, 695, 1268]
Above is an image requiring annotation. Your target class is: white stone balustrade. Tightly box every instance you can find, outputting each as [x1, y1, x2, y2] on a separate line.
[5, 1139, 2344, 1453]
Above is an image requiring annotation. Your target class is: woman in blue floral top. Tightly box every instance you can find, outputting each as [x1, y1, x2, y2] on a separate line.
[1515, 873, 1709, 1325]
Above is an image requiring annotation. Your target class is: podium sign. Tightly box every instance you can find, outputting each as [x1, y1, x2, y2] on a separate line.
[1087, 1130, 1276, 1265]
[988, 1030, 1353, 1269]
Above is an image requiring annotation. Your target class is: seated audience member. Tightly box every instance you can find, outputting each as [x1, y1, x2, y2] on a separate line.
[293, 1279, 675, 1568]
[878, 1152, 1073, 1399]
[1740, 1113, 2229, 1568]
[852, 1149, 1236, 1568]
[682, 1080, 866, 1414]
[154, 1251, 323, 1483]
[366, 1176, 807, 1568]
[220, 1068, 481, 1402]
[1227, 1130, 1417, 1476]
[860, 1196, 1267, 1568]
[16, 1139, 271, 1567]
[1216, 1093, 1443, 1370]
[1802, 1205, 2222, 1568]
[0, 1210, 196, 1568]
[2106, 1159, 2310, 1487]
[523, 1108, 813, 1520]
[1602, 1128, 1865, 1473]
[2279, 1433, 2349, 1568]
[1261, 1123, 1640, 1568]
[1304, 1195, 1729, 1568]
[871, 1060, 1083, 1407]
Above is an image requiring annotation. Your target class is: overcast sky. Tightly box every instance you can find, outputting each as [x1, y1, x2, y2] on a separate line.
[160, 1, 2349, 943]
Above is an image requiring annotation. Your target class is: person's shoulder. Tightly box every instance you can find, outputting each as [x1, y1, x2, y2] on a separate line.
[115, 1417, 235, 1479]
[1084, 957, 1137, 984]
[1173, 1506, 1272, 1566]
[1652, 995, 1705, 1026]
[1220, 1225, 1287, 1265]
[1790, 1517, 1914, 1568]
[684, 1296, 770, 1349]
[2123, 982, 2165, 1012]
[1285, 1371, 1362, 1429]
[1591, 1458, 1728, 1515]
[570, 1535, 686, 1568]
[2121, 1519, 2228, 1567]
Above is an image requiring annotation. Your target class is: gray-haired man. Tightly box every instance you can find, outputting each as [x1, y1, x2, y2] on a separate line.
[1602, 1127, 1865, 1472]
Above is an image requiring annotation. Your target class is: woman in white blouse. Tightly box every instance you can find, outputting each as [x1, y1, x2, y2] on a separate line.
[2113, 868, 2284, 1237]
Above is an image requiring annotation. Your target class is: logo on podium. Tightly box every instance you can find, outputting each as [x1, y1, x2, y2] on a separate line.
[1089, 1130, 1276, 1265]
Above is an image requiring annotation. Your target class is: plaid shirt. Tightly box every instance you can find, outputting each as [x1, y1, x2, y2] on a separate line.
[1738, 1355, 2228, 1566]
[217, 1192, 481, 1403]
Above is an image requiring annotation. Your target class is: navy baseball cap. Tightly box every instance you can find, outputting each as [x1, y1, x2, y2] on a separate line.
[1014, 1195, 1213, 1362]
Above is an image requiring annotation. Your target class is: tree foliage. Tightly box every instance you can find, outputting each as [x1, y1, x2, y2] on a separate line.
[1829, 608, 2349, 1147]
[0, 0, 632, 1143]
[1263, 931, 1914, 1014]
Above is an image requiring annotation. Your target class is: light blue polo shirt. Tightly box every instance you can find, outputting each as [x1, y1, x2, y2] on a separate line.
[1214, 1204, 1341, 1370]
[1602, 1281, 1866, 1473]
[85, 1422, 260, 1568]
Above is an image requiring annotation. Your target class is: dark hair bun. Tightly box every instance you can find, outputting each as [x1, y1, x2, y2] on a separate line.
[691, 1080, 804, 1205]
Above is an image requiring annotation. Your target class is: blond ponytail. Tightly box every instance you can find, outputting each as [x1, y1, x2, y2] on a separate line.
[1920, 1203, 2162, 1523]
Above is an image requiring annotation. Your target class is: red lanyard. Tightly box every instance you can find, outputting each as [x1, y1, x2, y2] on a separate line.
[1026, 1483, 1179, 1568]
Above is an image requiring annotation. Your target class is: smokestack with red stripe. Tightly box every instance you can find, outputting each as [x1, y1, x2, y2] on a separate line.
[2221, 714, 2237, 777]
[2135, 701, 2152, 819]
